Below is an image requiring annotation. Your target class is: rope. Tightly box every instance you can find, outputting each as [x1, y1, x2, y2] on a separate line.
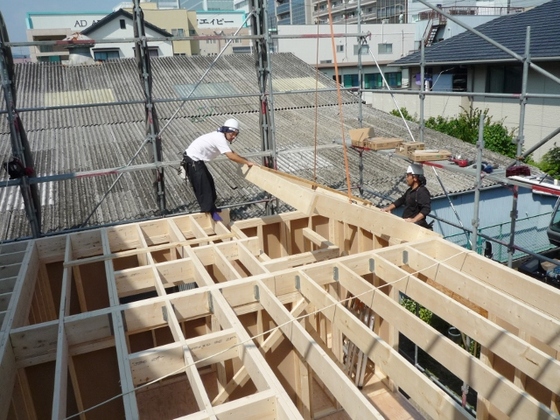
[327, 0, 353, 202]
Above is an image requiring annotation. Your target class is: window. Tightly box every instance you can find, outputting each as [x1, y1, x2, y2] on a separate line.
[336, 45, 344, 53]
[171, 28, 185, 37]
[378, 43, 393, 54]
[119, 19, 126, 30]
[148, 48, 159, 57]
[364, 72, 402, 89]
[343, 74, 359, 87]
[93, 49, 120, 61]
[353, 44, 369, 55]
[486, 65, 522, 93]
[233, 46, 251, 54]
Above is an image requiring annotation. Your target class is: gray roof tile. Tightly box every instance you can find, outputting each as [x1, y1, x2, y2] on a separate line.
[0, 53, 518, 241]
[393, 0, 560, 66]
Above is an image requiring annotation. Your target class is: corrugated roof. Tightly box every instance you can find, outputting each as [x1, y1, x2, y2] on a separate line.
[392, 0, 560, 66]
[0, 53, 516, 241]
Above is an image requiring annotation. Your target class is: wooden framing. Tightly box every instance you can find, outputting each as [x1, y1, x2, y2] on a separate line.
[1, 167, 559, 419]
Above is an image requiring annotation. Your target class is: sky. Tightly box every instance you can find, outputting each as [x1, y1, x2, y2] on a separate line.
[1, 0, 119, 54]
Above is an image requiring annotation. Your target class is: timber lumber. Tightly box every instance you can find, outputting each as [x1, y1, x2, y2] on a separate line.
[241, 165, 439, 243]
[2, 170, 559, 420]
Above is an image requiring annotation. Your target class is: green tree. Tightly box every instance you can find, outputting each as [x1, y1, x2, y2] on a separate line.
[540, 146, 560, 178]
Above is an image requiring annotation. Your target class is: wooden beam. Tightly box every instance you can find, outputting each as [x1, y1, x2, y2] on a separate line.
[376, 243, 560, 353]
[102, 229, 139, 418]
[51, 236, 73, 419]
[212, 298, 309, 406]
[257, 280, 385, 420]
[295, 271, 474, 420]
[262, 248, 340, 272]
[181, 244, 304, 419]
[0, 241, 36, 420]
[349, 251, 560, 395]
[310, 265, 557, 419]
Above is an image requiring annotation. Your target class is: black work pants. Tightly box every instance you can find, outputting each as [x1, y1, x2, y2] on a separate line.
[184, 156, 218, 213]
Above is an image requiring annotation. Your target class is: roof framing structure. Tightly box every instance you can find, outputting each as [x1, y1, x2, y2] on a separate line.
[1, 166, 559, 419]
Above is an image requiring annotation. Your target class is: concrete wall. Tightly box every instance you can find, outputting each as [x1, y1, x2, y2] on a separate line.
[276, 23, 416, 66]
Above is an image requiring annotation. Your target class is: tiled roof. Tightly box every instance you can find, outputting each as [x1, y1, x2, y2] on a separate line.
[0, 53, 515, 241]
[392, 0, 560, 66]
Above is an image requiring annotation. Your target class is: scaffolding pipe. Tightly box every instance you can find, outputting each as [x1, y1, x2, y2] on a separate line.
[507, 27, 531, 267]
[419, 41, 425, 143]
[0, 20, 41, 238]
[471, 112, 485, 252]
[133, 0, 166, 215]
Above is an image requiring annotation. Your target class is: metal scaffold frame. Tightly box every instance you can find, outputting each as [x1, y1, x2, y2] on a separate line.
[0, 0, 559, 271]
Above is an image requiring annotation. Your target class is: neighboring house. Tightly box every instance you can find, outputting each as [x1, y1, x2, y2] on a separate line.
[370, 0, 560, 161]
[276, 23, 415, 88]
[82, 9, 174, 60]
[123, 2, 200, 56]
[26, 11, 109, 63]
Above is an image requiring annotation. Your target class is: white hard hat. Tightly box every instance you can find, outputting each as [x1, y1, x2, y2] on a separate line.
[407, 164, 423, 175]
[223, 118, 240, 132]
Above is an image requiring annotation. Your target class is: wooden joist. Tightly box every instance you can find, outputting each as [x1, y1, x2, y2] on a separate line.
[1, 170, 559, 420]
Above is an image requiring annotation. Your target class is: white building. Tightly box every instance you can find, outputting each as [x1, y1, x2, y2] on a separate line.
[276, 24, 416, 88]
[82, 9, 174, 60]
[26, 12, 109, 62]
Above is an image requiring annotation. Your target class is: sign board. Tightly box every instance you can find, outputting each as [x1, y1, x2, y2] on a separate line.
[28, 13, 108, 31]
[196, 11, 246, 28]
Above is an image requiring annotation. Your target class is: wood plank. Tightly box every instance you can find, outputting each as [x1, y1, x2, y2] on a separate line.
[51, 235, 73, 419]
[378, 244, 560, 353]
[338, 255, 560, 395]
[0, 241, 37, 419]
[295, 272, 475, 420]
[102, 228, 140, 418]
[262, 248, 340, 272]
[257, 281, 385, 420]
[305, 266, 557, 419]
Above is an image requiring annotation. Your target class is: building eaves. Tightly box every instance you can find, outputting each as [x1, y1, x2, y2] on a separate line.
[391, 0, 560, 67]
[81, 8, 173, 38]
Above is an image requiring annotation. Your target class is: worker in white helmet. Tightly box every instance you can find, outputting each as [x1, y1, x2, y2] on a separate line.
[183, 118, 254, 221]
[382, 163, 432, 229]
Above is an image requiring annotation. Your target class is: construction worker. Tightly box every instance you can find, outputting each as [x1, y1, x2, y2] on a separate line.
[183, 118, 254, 221]
[382, 163, 432, 229]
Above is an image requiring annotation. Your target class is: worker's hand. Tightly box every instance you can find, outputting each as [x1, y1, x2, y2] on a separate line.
[246, 161, 254, 167]
[404, 218, 414, 223]
[381, 207, 391, 213]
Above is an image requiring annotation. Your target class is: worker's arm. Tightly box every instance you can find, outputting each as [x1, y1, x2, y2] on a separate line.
[382, 194, 404, 213]
[224, 151, 254, 167]
[382, 203, 396, 212]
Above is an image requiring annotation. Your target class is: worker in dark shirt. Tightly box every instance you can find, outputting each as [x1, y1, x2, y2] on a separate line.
[382, 164, 432, 229]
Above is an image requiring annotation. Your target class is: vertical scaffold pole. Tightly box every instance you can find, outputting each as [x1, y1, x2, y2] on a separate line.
[133, 0, 166, 214]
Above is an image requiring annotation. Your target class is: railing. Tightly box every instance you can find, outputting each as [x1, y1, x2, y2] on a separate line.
[444, 212, 555, 263]
[417, 6, 524, 22]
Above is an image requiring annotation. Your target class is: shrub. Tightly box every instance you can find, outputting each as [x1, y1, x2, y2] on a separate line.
[390, 106, 518, 158]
